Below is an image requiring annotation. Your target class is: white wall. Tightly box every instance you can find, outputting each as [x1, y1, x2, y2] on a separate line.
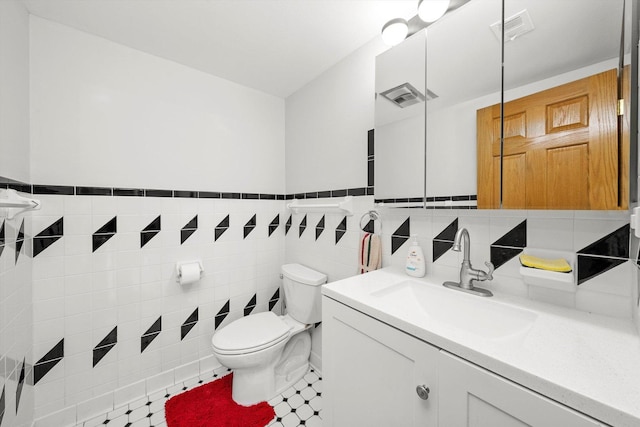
[30, 16, 285, 193]
[284, 36, 387, 371]
[0, 0, 30, 183]
[26, 17, 288, 424]
[0, 1, 34, 427]
[285, 38, 386, 194]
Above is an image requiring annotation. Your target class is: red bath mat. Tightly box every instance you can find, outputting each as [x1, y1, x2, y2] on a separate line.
[164, 374, 276, 427]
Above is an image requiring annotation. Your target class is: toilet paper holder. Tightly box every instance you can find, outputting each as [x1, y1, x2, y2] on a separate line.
[175, 260, 204, 283]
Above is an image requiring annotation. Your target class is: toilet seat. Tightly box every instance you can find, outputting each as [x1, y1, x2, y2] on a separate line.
[212, 312, 291, 355]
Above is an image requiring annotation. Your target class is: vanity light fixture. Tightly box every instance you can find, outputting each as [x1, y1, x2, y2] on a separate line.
[381, 0, 454, 46]
[381, 18, 409, 46]
[417, 0, 451, 23]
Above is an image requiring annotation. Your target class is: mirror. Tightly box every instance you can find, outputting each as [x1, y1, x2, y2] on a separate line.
[374, 29, 426, 207]
[425, 0, 501, 208]
[480, 0, 631, 209]
[375, 0, 635, 210]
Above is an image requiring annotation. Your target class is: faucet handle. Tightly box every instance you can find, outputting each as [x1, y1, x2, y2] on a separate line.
[484, 261, 495, 281]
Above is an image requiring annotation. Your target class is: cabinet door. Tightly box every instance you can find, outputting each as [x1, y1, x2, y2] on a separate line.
[323, 297, 439, 426]
[438, 351, 603, 427]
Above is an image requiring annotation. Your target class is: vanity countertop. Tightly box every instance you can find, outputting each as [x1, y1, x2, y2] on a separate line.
[322, 267, 640, 427]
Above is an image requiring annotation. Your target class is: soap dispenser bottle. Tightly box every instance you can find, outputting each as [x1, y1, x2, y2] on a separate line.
[405, 235, 426, 277]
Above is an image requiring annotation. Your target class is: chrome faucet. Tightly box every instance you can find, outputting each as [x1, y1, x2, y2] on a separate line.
[443, 228, 494, 297]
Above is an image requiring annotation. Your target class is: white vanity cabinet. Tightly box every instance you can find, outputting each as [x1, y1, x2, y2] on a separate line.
[323, 296, 606, 427]
[323, 296, 439, 426]
[438, 352, 604, 427]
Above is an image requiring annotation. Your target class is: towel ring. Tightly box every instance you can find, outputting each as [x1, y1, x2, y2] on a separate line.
[360, 210, 382, 234]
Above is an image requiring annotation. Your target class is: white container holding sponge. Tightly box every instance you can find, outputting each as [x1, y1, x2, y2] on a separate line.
[519, 248, 576, 293]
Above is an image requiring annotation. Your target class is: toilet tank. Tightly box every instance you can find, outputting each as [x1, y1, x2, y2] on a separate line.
[281, 264, 327, 324]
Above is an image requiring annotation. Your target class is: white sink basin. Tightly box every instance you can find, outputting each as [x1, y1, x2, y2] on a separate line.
[371, 280, 538, 340]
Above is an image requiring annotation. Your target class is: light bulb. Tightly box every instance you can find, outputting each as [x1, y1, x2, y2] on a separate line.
[381, 18, 409, 46]
[417, 0, 450, 23]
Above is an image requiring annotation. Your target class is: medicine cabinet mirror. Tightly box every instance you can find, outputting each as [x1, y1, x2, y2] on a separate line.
[374, 0, 637, 210]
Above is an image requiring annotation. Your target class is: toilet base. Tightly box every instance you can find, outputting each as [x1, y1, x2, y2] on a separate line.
[231, 329, 312, 405]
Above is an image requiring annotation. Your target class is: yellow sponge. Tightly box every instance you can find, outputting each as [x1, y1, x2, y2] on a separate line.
[519, 254, 572, 273]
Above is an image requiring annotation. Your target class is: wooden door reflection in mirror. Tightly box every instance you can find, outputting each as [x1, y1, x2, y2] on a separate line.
[477, 68, 628, 210]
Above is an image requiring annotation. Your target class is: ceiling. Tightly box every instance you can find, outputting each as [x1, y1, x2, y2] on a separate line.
[21, 0, 418, 98]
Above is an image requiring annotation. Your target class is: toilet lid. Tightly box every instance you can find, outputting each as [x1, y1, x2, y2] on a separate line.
[212, 312, 291, 355]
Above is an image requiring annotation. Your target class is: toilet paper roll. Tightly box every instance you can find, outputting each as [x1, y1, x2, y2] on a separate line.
[178, 262, 201, 286]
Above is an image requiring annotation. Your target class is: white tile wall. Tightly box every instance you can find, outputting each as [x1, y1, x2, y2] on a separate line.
[30, 195, 285, 419]
[0, 208, 34, 427]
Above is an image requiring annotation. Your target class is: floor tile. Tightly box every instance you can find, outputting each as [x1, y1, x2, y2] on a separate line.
[75, 366, 322, 427]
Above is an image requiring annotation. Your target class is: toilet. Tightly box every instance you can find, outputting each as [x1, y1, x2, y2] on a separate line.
[211, 263, 327, 405]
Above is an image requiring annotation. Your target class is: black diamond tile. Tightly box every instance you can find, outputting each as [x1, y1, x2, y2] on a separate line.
[140, 231, 159, 248]
[33, 236, 63, 258]
[37, 338, 64, 364]
[93, 217, 117, 252]
[433, 240, 453, 263]
[0, 220, 5, 259]
[362, 219, 375, 234]
[15, 358, 25, 412]
[0, 385, 4, 427]
[217, 215, 230, 228]
[141, 216, 161, 248]
[268, 214, 279, 237]
[492, 220, 527, 248]
[180, 215, 198, 244]
[15, 220, 25, 264]
[217, 300, 230, 315]
[91, 234, 113, 252]
[96, 326, 118, 348]
[141, 333, 160, 353]
[215, 215, 230, 241]
[578, 224, 630, 259]
[391, 235, 409, 255]
[93, 327, 118, 366]
[181, 308, 198, 340]
[285, 215, 292, 235]
[180, 228, 196, 244]
[144, 317, 162, 335]
[215, 300, 230, 329]
[34, 339, 64, 384]
[141, 317, 162, 352]
[36, 217, 64, 237]
[434, 218, 458, 242]
[269, 288, 280, 311]
[93, 344, 116, 367]
[299, 215, 307, 237]
[184, 307, 198, 324]
[244, 294, 257, 316]
[315, 215, 325, 240]
[244, 214, 257, 239]
[490, 246, 524, 270]
[143, 216, 161, 232]
[577, 255, 627, 285]
[392, 218, 410, 238]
